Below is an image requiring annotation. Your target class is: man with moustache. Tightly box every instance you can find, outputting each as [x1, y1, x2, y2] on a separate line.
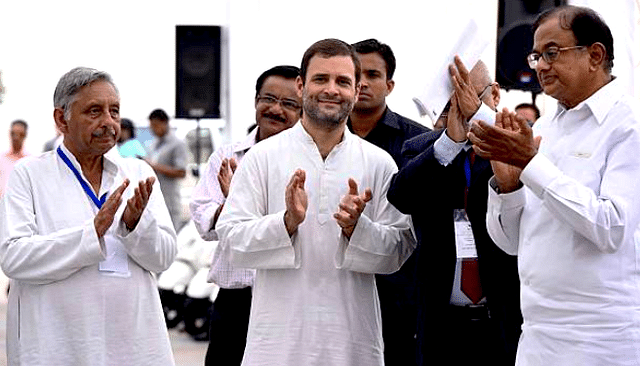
[348, 38, 428, 366]
[216, 39, 416, 365]
[0, 67, 177, 365]
[469, 6, 640, 364]
[190, 65, 302, 366]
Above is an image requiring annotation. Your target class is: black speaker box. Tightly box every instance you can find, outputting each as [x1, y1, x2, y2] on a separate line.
[176, 25, 221, 119]
[496, 0, 566, 92]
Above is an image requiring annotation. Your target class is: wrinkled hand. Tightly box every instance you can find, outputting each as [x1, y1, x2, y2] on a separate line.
[444, 96, 468, 142]
[122, 177, 156, 231]
[218, 157, 238, 198]
[334, 178, 373, 239]
[450, 55, 482, 120]
[469, 109, 541, 193]
[284, 169, 308, 236]
[468, 108, 541, 168]
[94, 179, 129, 238]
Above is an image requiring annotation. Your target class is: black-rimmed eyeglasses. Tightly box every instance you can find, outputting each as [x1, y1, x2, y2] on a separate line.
[527, 46, 587, 69]
[256, 95, 301, 111]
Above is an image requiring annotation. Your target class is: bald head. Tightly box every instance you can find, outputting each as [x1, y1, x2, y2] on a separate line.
[469, 61, 492, 95]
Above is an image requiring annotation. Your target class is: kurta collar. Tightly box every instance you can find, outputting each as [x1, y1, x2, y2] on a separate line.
[234, 126, 260, 154]
[553, 76, 621, 126]
[294, 120, 354, 147]
[57, 143, 119, 193]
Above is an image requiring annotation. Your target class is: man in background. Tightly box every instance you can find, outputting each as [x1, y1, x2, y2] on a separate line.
[0, 119, 29, 197]
[146, 108, 188, 230]
[514, 102, 540, 125]
[388, 58, 522, 366]
[348, 38, 428, 366]
[190, 65, 302, 366]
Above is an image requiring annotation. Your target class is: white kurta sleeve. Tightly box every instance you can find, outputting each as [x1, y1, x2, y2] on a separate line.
[485, 177, 525, 256]
[520, 140, 640, 253]
[117, 175, 177, 273]
[189, 147, 227, 241]
[217, 152, 298, 269]
[335, 161, 416, 274]
[0, 165, 105, 284]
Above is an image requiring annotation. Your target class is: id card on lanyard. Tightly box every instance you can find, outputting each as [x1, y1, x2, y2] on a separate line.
[454, 152, 478, 259]
[57, 147, 130, 277]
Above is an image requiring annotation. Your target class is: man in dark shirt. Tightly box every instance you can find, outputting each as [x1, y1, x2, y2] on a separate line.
[348, 38, 429, 366]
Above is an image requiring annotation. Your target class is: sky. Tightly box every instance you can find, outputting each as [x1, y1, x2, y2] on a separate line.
[0, 0, 637, 155]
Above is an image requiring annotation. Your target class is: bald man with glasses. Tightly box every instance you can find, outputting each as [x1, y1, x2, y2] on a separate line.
[387, 57, 523, 366]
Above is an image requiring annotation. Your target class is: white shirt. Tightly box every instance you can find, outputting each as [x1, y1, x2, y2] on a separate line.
[486, 79, 640, 365]
[0, 144, 177, 366]
[190, 128, 257, 288]
[216, 122, 416, 366]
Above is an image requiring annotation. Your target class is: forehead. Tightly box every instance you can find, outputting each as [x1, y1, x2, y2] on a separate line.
[259, 75, 298, 96]
[73, 80, 119, 106]
[11, 124, 26, 133]
[533, 16, 576, 51]
[306, 55, 356, 81]
[357, 52, 386, 72]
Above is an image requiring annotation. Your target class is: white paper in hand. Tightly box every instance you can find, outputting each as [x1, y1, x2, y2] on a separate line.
[413, 20, 490, 123]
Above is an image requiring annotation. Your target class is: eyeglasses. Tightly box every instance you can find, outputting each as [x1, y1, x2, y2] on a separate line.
[527, 46, 587, 69]
[256, 95, 301, 111]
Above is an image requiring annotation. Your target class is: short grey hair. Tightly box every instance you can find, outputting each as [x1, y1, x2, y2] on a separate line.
[53, 67, 119, 118]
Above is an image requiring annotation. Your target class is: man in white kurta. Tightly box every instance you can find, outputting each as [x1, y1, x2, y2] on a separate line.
[469, 6, 640, 365]
[0, 67, 177, 366]
[216, 39, 416, 366]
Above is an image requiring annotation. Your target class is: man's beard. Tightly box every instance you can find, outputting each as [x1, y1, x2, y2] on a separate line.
[302, 90, 354, 129]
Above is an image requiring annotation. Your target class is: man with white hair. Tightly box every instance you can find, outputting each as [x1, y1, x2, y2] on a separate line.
[0, 67, 177, 365]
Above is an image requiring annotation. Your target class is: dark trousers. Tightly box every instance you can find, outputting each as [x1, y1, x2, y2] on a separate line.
[204, 287, 252, 366]
[417, 304, 507, 366]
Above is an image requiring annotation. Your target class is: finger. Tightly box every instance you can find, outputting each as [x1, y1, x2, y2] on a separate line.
[513, 112, 532, 134]
[229, 158, 238, 173]
[296, 169, 306, 188]
[347, 178, 359, 196]
[361, 188, 373, 203]
[534, 136, 542, 149]
[454, 55, 470, 82]
[338, 201, 359, 218]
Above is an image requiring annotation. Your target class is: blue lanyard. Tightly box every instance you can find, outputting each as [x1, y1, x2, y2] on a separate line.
[57, 146, 107, 209]
[464, 152, 472, 188]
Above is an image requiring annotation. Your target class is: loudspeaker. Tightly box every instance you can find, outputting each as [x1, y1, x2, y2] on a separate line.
[496, 0, 566, 92]
[176, 26, 221, 119]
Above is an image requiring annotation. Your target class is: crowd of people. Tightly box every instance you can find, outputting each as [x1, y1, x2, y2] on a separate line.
[0, 4, 639, 366]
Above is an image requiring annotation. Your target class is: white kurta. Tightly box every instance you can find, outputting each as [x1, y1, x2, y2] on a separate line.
[216, 123, 416, 366]
[0, 145, 177, 366]
[486, 79, 640, 365]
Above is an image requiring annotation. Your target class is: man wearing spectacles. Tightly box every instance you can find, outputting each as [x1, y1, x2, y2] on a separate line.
[387, 57, 522, 366]
[190, 65, 301, 366]
[346, 38, 428, 366]
[469, 5, 640, 365]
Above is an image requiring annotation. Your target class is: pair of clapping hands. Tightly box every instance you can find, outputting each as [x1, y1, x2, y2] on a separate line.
[448, 56, 541, 193]
[217, 158, 371, 239]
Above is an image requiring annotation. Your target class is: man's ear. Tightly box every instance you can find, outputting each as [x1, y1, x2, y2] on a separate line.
[385, 79, 395, 96]
[490, 82, 501, 108]
[588, 42, 607, 71]
[296, 75, 304, 98]
[53, 108, 69, 134]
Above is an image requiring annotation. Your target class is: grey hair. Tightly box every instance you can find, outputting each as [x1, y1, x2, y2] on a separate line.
[53, 67, 118, 119]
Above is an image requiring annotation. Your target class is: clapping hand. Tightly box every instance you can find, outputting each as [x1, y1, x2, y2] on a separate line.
[334, 178, 373, 239]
